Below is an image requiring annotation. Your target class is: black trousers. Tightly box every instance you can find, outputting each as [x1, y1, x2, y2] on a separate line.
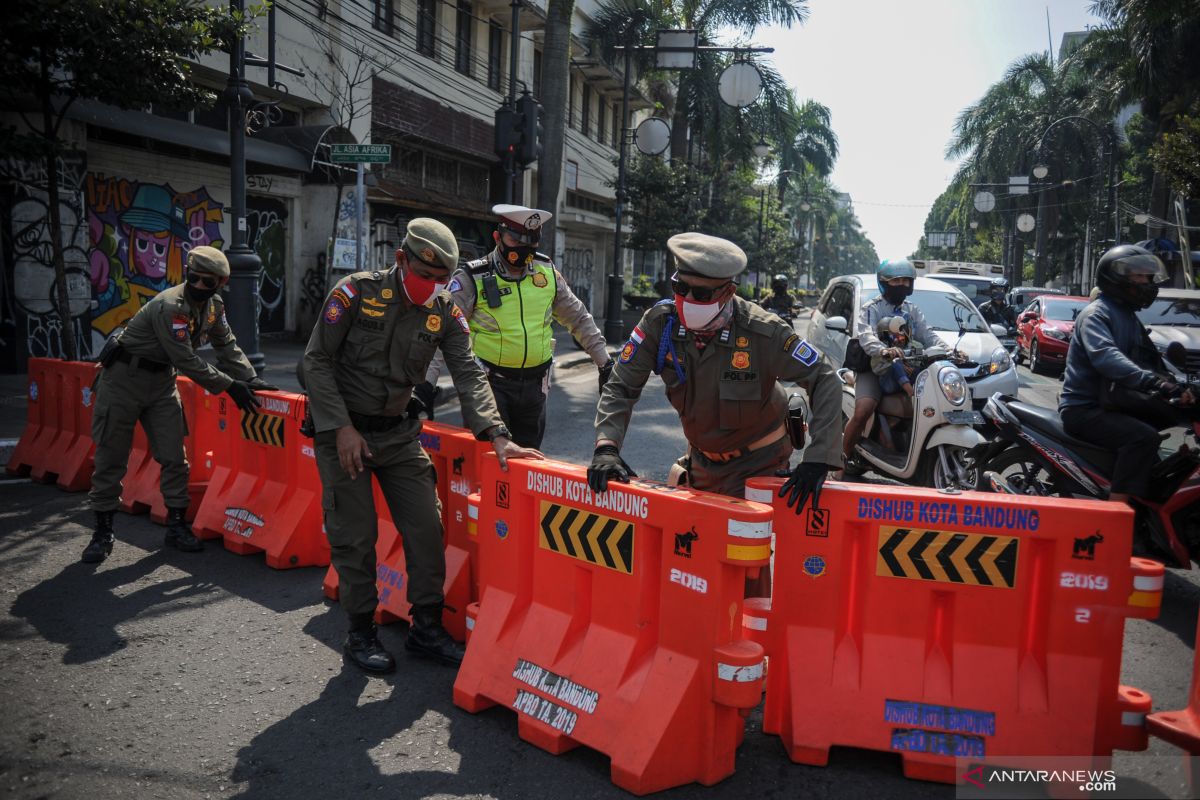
[487, 369, 549, 449]
[1060, 404, 1161, 497]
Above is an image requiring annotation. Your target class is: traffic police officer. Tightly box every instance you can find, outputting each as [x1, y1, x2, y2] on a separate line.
[83, 246, 265, 564]
[303, 218, 541, 674]
[424, 204, 612, 448]
[589, 232, 843, 595]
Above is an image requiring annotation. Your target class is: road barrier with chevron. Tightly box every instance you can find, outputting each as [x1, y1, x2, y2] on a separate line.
[454, 457, 772, 794]
[744, 478, 1163, 784]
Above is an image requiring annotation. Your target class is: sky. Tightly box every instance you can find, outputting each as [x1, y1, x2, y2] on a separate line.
[754, 0, 1106, 260]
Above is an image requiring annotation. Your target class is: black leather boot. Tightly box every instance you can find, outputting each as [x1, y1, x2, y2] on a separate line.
[82, 511, 116, 564]
[405, 604, 465, 665]
[344, 614, 396, 674]
[164, 507, 203, 552]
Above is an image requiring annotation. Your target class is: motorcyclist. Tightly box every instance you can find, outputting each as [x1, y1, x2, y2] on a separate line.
[1059, 244, 1194, 504]
[843, 259, 942, 466]
[978, 277, 1017, 331]
[762, 274, 796, 318]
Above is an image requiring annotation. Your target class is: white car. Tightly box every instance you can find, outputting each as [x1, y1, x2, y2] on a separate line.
[1140, 288, 1200, 378]
[806, 274, 1020, 406]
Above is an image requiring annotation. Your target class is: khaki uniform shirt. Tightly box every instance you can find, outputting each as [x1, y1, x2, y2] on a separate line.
[117, 283, 256, 393]
[303, 268, 502, 436]
[426, 249, 608, 381]
[595, 297, 843, 467]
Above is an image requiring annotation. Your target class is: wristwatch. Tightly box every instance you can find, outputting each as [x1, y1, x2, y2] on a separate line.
[486, 424, 512, 442]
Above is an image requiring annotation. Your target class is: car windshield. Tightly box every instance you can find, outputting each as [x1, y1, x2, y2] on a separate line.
[862, 287, 988, 332]
[1138, 297, 1200, 328]
[927, 277, 992, 308]
[1043, 300, 1087, 321]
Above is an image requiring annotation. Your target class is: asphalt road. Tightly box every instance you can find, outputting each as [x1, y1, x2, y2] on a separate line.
[1, 316, 1198, 799]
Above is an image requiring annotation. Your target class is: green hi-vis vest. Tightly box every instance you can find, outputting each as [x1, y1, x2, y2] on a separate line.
[471, 260, 557, 369]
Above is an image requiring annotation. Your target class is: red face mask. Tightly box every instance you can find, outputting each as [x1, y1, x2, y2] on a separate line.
[402, 265, 447, 307]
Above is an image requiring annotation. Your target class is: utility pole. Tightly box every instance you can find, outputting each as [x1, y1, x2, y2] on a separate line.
[505, 0, 521, 203]
[224, 0, 264, 370]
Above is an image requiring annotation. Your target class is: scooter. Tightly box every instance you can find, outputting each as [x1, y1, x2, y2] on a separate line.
[840, 347, 987, 490]
[978, 345, 1200, 566]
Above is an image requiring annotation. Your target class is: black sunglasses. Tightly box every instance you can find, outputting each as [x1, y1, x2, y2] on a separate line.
[187, 273, 221, 290]
[670, 273, 731, 303]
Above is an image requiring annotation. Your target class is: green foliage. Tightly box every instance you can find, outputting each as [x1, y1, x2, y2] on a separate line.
[1150, 111, 1200, 197]
[627, 274, 656, 297]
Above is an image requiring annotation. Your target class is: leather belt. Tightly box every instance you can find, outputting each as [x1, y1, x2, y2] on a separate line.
[348, 411, 406, 432]
[699, 424, 787, 464]
[112, 348, 170, 373]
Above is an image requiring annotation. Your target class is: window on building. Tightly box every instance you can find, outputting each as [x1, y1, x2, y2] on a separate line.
[533, 49, 543, 100]
[596, 100, 605, 145]
[426, 154, 457, 194]
[455, 1, 473, 75]
[417, 0, 437, 57]
[581, 84, 591, 137]
[568, 77, 575, 128]
[487, 21, 504, 91]
[565, 160, 578, 191]
[373, 0, 394, 35]
[611, 103, 620, 148]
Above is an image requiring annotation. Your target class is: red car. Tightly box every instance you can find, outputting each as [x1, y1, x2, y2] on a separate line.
[1015, 295, 1090, 374]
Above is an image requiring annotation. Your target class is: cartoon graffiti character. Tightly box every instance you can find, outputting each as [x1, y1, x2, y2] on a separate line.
[120, 184, 188, 283]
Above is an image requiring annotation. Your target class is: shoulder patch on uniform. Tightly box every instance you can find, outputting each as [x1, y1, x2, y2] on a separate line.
[448, 276, 463, 293]
[450, 304, 470, 333]
[789, 338, 820, 366]
[324, 297, 346, 324]
[468, 258, 492, 275]
[783, 334, 799, 352]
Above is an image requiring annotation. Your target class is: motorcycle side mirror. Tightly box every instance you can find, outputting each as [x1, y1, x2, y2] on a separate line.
[989, 323, 1008, 338]
[1166, 341, 1188, 370]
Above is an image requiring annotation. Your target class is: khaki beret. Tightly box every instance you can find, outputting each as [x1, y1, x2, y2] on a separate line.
[667, 232, 747, 279]
[187, 245, 230, 278]
[404, 218, 458, 271]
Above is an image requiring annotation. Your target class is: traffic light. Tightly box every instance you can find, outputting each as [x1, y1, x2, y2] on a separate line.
[515, 92, 543, 167]
[494, 103, 520, 158]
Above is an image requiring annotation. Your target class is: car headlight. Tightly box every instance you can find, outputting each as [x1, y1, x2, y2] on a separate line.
[1043, 327, 1069, 341]
[938, 366, 968, 406]
[980, 346, 1012, 375]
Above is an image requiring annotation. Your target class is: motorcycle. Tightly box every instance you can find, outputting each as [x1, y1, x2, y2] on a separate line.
[839, 346, 987, 490]
[978, 344, 1200, 567]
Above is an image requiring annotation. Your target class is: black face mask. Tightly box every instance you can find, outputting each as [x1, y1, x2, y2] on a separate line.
[499, 241, 537, 270]
[883, 283, 912, 305]
[185, 282, 220, 305]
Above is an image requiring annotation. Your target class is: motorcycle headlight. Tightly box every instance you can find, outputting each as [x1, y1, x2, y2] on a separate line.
[980, 346, 1012, 375]
[938, 366, 969, 406]
[1043, 327, 1069, 341]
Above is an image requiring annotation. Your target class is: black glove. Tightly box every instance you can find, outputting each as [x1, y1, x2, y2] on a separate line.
[248, 376, 279, 391]
[587, 444, 637, 493]
[778, 463, 833, 514]
[225, 380, 261, 414]
[1143, 375, 1184, 399]
[598, 359, 614, 393]
[406, 381, 440, 420]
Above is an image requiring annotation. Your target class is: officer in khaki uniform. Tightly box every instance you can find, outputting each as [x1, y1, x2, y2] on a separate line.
[589, 233, 843, 595]
[423, 204, 612, 448]
[83, 246, 266, 564]
[304, 218, 541, 675]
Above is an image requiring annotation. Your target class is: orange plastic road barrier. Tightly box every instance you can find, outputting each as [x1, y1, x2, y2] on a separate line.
[454, 457, 771, 795]
[8, 359, 98, 490]
[192, 391, 328, 568]
[744, 479, 1159, 784]
[321, 421, 482, 640]
[1147, 612, 1200, 756]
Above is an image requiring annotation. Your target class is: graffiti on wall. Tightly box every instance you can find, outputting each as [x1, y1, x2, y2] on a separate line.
[561, 247, 596, 312]
[246, 195, 288, 333]
[0, 152, 92, 364]
[85, 174, 225, 344]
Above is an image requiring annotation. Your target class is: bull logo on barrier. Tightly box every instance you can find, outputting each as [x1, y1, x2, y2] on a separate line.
[1072, 531, 1103, 560]
[453, 455, 465, 475]
[674, 527, 699, 558]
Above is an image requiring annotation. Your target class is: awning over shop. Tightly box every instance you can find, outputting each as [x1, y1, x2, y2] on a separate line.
[62, 99, 355, 174]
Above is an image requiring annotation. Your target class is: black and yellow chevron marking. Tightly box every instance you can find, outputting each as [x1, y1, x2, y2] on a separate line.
[240, 410, 285, 448]
[539, 501, 635, 574]
[876, 526, 1018, 588]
